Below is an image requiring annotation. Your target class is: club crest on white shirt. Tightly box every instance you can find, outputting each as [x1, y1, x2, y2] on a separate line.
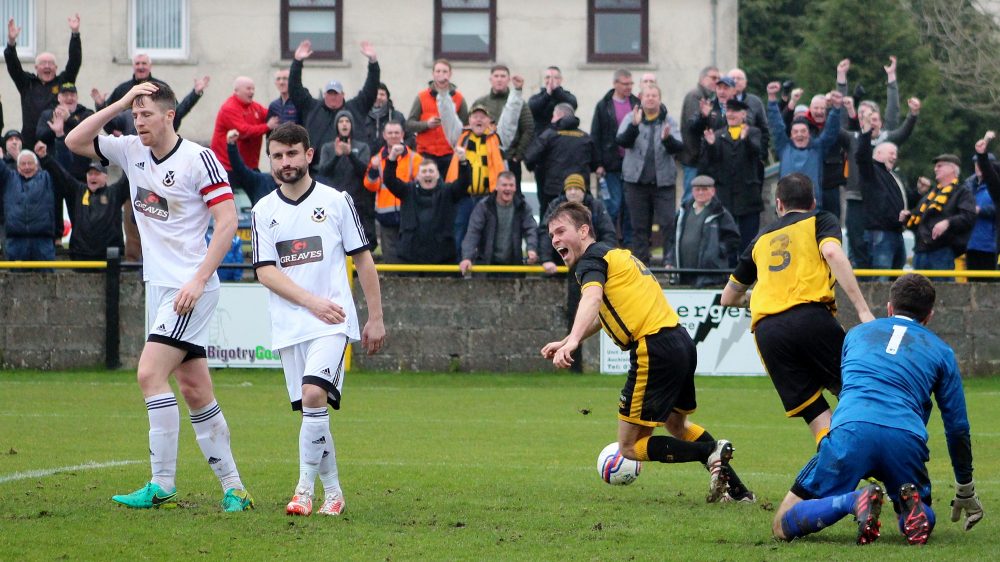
[312, 207, 327, 222]
[163, 170, 176, 186]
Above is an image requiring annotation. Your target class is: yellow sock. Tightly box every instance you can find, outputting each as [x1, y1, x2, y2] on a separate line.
[814, 427, 830, 445]
[633, 437, 650, 461]
[680, 423, 706, 442]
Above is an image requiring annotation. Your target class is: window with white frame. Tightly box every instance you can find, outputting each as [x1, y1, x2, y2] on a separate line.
[1, 0, 35, 57]
[130, 0, 188, 59]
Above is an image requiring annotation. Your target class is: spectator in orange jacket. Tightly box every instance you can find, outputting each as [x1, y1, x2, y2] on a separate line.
[210, 76, 279, 170]
[364, 119, 423, 263]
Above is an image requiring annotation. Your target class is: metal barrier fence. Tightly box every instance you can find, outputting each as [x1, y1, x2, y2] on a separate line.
[4, 252, 1000, 370]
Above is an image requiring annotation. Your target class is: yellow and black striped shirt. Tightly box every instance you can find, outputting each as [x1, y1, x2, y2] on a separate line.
[576, 243, 679, 350]
[730, 210, 842, 329]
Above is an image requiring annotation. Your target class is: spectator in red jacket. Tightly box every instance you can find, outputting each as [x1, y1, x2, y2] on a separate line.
[210, 76, 279, 170]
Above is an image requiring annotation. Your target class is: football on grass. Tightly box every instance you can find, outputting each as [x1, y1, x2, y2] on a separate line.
[597, 442, 641, 485]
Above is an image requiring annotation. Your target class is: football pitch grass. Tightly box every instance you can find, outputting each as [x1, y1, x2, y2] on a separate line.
[1, 370, 998, 561]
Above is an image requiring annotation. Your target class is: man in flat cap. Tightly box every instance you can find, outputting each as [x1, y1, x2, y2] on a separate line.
[902, 154, 976, 279]
[665, 175, 739, 287]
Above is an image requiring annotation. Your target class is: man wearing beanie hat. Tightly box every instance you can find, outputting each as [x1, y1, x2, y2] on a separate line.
[2, 130, 22, 170]
[665, 175, 739, 288]
[538, 173, 617, 272]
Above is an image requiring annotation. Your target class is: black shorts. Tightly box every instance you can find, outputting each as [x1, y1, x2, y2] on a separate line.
[618, 326, 697, 427]
[754, 303, 845, 417]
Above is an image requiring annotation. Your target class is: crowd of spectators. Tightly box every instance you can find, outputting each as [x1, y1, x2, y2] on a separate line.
[1, 13, 997, 282]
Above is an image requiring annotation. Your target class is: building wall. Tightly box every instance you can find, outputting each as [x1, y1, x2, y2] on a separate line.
[1, 0, 738, 164]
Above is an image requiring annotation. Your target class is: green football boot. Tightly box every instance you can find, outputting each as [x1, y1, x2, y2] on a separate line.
[112, 481, 178, 509]
[221, 488, 254, 512]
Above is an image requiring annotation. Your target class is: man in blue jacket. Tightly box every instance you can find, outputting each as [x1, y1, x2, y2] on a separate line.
[767, 81, 842, 209]
[772, 274, 984, 546]
[0, 147, 59, 261]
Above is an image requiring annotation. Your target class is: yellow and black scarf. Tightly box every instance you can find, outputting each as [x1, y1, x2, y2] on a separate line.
[907, 179, 958, 228]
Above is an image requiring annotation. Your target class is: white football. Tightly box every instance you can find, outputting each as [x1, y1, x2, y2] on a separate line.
[597, 442, 641, 485]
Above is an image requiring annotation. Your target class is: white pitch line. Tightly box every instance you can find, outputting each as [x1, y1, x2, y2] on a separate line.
[0, 459, 143, 484]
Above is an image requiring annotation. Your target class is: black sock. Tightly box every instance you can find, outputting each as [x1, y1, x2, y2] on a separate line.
[646, 436, 714, 463]
[723, 465, 751, 497]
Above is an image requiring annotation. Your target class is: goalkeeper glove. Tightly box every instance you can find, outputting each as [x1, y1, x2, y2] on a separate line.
[951, 480, 984, 531]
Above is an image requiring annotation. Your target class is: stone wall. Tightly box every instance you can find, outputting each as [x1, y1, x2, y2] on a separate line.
[2, 271, 999, 376]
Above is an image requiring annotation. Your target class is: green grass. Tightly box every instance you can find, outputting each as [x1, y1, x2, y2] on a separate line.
[1, 370, 999, 561]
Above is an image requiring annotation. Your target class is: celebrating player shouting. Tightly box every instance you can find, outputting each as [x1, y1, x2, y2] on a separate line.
[251, 123, 385, 516]
[66, 81, 254, 511]
[541, 202, 754, 502]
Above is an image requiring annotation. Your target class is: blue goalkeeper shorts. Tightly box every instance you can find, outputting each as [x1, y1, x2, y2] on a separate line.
[791, 421, 933, 511]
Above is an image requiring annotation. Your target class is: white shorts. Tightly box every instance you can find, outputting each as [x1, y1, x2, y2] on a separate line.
[145, 284, 219, 360]
[279, 334, 349, 411]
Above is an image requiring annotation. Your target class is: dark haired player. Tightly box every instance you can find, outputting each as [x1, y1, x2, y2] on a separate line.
[772, 274, 983, 545]
[722, 172, 873, 445]
[252, 123, 385, 516]
[66, 81, 253, 511]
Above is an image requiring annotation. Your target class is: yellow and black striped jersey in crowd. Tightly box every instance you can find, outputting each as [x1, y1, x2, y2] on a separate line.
[576, 243, 679, 350]
[730, 210, 842, 329]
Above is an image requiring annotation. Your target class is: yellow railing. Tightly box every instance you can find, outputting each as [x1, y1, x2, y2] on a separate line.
[0, 261, 106, 269]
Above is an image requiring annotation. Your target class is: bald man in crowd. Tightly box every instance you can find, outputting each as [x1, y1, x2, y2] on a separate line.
[210, 76, 279, 171]
[4, 14, 82, 148]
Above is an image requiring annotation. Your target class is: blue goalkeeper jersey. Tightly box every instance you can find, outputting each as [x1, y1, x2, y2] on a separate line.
[833, 316, 970, 443]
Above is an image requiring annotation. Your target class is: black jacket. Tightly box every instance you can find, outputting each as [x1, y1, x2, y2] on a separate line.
[289, 58, 380, 170]
[384, 159, 470, 264]
[975, 150, 1000, 256]
[528, 87, 578, 139]
[537, 191, 617, 264]
[363, 100, 409, 154]
[36, 104, 94, 179]
[700, 125, 763, 216]
[524, 116, 599, 197]
[856, 130, 916, 232]
[4, 33, 81, 148]
[316, 110, 375, 247]
[665, 196, 740, 288]
[42, 148, 127, 260]
[590, 89, 638, 172]
[460, 192, 538, 265]
[226, 143, 277, 206]
[908, 179, 976, 255]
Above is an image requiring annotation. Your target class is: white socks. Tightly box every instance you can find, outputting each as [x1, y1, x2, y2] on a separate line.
[146, 393, 179, 490]
[298, 407, 335, 496]
[190, 400, 243, 492]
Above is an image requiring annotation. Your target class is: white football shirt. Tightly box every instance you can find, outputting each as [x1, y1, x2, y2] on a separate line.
[95, 135, 233, 291]
[251, 181, 370, 349]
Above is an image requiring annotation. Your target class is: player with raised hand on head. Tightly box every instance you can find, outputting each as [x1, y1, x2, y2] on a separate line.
[541, 202, 755, 503]
[772, 274, 982, 546]
[721, 173, 873, 446]
[64, 81, 253, 511]
[251, 123, 385, 517]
